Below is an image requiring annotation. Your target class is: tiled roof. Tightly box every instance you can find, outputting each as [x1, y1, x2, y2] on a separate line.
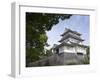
[59, 34, 84, 42]
[54, 42, 88, 49]
[61, 29, 81, 36]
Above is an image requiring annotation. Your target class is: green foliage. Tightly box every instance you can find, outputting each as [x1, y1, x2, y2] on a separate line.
[87, 46, 90, 55]
[81, 46, 90, 64]
[39, 34, 48, 44]
[86, 46, 90, 62]
[26, 12, 72, 66]
[45, 49, 53, 56]
[82, 55, 90, 64]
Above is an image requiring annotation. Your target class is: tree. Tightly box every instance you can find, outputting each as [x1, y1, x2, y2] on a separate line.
[26, 12, 72, 66]
[82, 46, 90, 64]
[45, 49, 53, 57]
[86, 46, 90, 61]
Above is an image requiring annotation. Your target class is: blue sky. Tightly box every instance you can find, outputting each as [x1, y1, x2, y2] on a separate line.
[46, 14, 89, 49]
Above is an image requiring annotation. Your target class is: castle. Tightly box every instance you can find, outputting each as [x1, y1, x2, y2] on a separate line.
[28, 28, 89, 67]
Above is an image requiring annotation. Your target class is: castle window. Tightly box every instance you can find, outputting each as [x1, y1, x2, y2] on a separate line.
[77, 52, 83, 55]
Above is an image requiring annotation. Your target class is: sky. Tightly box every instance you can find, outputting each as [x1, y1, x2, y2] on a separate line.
[46, 14, 89, 49]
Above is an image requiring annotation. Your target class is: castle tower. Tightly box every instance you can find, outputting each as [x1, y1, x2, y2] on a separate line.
[54, 28, 87, 55]
[59, 28, 84, 44]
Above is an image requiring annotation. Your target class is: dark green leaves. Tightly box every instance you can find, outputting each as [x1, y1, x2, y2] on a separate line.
[26, 12, 72, 66]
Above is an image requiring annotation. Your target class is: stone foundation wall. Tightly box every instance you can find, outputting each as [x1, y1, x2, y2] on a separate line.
[28, 53, 89, 67]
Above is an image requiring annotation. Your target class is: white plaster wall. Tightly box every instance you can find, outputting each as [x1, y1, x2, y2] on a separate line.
[59, 46, 76, 53]
[64, 46, 76, 53]
[59, 46, 64, 53]
[59, 45, 86, 54]
[76, 46, 87, 54]
[63, 49, 75, 53]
